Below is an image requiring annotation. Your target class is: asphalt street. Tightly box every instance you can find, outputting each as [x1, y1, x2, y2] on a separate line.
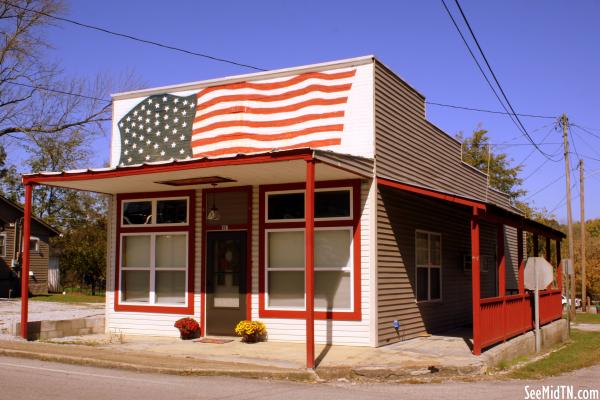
[0, 355, 598, 400]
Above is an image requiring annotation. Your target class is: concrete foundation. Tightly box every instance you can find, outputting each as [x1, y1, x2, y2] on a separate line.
[483, 319, 568, 366]
[12, 316, 105, 341]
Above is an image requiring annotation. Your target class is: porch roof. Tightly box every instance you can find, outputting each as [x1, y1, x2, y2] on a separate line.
[21, 148, 374, 194]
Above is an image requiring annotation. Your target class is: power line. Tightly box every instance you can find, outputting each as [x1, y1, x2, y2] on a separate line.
[425, 101, 556, 119]
[3, 1, 265, 72]
[4, 81, 110, 103]
[572, 123, 600, 141]
[446, 0, 557, 161]
[568, 125, 582, 161]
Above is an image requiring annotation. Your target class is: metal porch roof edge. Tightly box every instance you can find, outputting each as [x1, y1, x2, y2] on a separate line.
[21, 148, 375, 182]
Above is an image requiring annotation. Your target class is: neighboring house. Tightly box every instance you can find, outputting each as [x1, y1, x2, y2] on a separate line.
[21, 56, 564, 359]
[0, 195, 59, 297]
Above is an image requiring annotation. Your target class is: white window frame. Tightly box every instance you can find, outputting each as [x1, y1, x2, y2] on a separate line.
[265, 187, 354, 223]
[119, 231, 189, 307]
[415, 230, 442, 303]
[29, 236, 40, 253]
[121, 197, 189, 227]
[0, 233, 6, 257]
[264, 226, 354, 312]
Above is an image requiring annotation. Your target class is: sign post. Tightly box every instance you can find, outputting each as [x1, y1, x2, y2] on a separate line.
[524, 257, 554, 352]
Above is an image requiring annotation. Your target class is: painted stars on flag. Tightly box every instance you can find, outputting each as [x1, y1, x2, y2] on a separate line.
[118, 93, 197, 166]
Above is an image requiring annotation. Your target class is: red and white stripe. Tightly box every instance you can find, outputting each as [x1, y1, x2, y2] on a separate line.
[191, 69, 356, 157]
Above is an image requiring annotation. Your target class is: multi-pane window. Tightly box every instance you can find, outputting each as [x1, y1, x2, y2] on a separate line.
[0, 234, 6, 257]
[416, 231, 442, 302]
[119, 196, 190, 307]
[264, 187, 354, 311]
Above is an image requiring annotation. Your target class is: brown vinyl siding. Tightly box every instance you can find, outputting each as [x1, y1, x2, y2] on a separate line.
[376, 186, 497, 345]
[373, 61, 514, 212]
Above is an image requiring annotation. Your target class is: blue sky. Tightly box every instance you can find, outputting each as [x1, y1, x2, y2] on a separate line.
[11, 0, 600, 221]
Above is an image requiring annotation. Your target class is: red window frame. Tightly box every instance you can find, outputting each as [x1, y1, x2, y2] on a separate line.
[200, 185, 253, 335]
[114, 190, 195, 314]
[258, 179, 362, 320]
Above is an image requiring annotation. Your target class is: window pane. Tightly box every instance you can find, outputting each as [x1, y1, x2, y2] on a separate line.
[430, 234, 441, 266]
[268, 271, 304, 307]
[123, 201, 152, 225]
[155, 271, 185, 304]
[157, 199, 187, 224]
[156, 234, 186, 269]
[206, 191, 248, 226]
[29, 239, 39, 252]
[416, 232, 428, 265]
[315, 271, 351, 309]
[315, 229, 351, 269]
[430, 268, 441, 300]
[315, 190, 350, 218]
[122, 270, 149, 302]
[122, 236, 150, 269]
[416, 267, 429, 301]
[267, 193, 304, 220]
[268, 231, 304, 269]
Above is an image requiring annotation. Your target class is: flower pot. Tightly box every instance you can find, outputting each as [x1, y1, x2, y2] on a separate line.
[180, 331, 199, 340]
[242, 334, 259, 343]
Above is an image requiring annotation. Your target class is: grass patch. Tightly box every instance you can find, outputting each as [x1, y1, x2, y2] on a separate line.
[509, 329, 600, 379]
[31, 293, 105, 303]
[574, 312, 600, 324]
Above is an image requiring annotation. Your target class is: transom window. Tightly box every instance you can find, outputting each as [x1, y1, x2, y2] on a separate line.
[266, 188, 352, 222]
[120, 233, 188, 305]
[415, 231, 442, 302]
[122, 198, 188, 226]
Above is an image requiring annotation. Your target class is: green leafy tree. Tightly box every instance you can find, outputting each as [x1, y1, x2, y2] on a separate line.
[458, 128, 526, 200]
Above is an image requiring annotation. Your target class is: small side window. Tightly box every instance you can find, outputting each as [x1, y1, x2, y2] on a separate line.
[0, 234, 6, 257]
[29, 237, 40, 253]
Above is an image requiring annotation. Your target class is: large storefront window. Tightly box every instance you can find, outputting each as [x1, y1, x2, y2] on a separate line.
[263, 184, 356, 314]
[117, 192, 193, 312]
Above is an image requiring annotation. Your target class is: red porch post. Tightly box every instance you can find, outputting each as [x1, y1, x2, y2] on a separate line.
[471, 207, 481, 355]
[20, 183, 33, 340]
[517, 228, 525, 295]
[556, 239, 563, 291]
[533, 234, 539, 257]
[305, 159, 315, 369]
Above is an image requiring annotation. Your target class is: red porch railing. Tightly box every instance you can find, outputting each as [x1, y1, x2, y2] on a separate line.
[479, 289, 562, 349]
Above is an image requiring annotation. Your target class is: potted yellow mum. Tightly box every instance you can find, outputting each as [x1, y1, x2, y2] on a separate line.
[234, 320, 267, 343]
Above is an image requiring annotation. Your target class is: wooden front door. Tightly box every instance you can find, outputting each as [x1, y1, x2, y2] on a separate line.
[205, 231, 247, 335]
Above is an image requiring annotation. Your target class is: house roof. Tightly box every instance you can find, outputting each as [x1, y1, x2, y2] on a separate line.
[0, 195, 60, 236]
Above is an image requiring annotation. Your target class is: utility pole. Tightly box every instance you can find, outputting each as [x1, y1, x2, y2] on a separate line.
[562, 114, 576, 321]
[580, 159, 586, 312]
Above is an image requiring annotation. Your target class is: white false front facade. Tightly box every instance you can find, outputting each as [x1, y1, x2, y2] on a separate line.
[105, 179, 375, 346]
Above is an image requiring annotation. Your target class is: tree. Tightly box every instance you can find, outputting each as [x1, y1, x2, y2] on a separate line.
[0, 1, 111, 140]
[458, 128, 526, 200]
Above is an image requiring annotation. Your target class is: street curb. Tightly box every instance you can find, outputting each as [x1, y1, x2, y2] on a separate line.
[0, 348, 318, 382]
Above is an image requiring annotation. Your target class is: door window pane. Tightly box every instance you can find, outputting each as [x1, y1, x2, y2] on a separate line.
[123, 201, 152, 225]
[315, 229, 351, 269]
[156, 234, 186, 269]
[122, 270, 149, 302]
[268, 231, 304, 269]
[416, 267, 429, 301]
[157, 199, 187, 224]
[430, 268, 441, 300]
[315, 271, 351, 309]
[268, 271, 304, 307]
[122, 235, 150, 268]
[315, 190, 350, 218]
[267, 192, 304, 220]
[155, 271, 185, 304]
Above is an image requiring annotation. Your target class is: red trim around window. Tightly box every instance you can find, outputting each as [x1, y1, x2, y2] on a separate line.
[200, 186, 253, 335]
[114, 190, 195, 314]
[258, 179, 362, 320]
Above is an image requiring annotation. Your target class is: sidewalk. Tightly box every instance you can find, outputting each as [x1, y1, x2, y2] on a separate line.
[0, 332, 488, 382]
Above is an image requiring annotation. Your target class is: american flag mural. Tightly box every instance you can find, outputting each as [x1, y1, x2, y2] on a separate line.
[118, 69, 356, 166]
